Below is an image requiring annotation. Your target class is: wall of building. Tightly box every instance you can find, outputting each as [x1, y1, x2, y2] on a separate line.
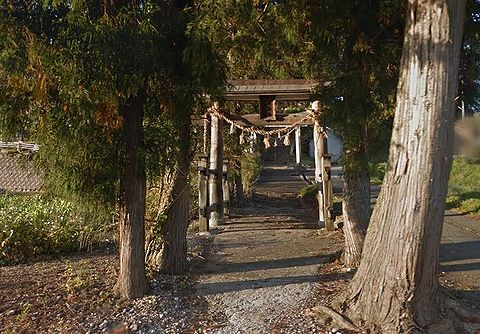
[308, 128, 343, 164]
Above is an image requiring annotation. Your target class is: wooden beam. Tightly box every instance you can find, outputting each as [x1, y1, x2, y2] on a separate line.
[313, 117, 325, 227]
[295, 126, 301, 165]
[192, 111, 315, 127]
[224, 79, 319, 102]
[208, 104, 225, 227]
[222, 160, 230, 217]
[322, 154, 334, 231]
[312, 100, 334, 229]
[198, 155, 209, 232]
[271, 99, 277, 120]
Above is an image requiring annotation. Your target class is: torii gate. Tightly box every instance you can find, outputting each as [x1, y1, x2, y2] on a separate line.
[197, 79, 334, 232]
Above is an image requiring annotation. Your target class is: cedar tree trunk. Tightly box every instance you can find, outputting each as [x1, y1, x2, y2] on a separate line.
[117, 91, 147, 299]
[145, 170, 175, 268]
[339, 1, 466, 332]
[342, 156, 370, 268]
[158, 120, 192, 274]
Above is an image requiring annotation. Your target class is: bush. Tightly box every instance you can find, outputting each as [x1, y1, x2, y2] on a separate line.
[241, 152, 261, 196]
[0, 194, 114, 264]
[298, 183, 319, 200]
[369, 162, 388, 185]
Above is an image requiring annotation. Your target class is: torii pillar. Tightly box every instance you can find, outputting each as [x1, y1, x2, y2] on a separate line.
[208, 102, 225, 228]
[295, 125, 301, 164]
[312, 101, 334, 230]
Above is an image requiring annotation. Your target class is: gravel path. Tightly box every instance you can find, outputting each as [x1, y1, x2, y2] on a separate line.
[440, 212, 480, 311]
[193, 166, 344, 334]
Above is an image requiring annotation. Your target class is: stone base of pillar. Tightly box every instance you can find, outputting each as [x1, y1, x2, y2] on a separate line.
[209, 214, 225, 228]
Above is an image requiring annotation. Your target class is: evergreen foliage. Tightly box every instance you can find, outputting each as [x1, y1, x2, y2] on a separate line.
[0, 0, 224, 212]
[461, 0, 480, 114]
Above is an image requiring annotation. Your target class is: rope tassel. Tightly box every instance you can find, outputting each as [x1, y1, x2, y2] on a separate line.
[264, 135, 271, 149]
[283, 133, 291, 146]
[229, 123, 235, 134]
[239, 131, 245, 144]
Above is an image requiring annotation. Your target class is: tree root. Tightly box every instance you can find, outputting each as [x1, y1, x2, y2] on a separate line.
[310, 304, 360, 332]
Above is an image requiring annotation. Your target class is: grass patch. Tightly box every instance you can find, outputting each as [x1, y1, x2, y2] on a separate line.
[446, 158, 480, 215]
[0, 194, 114, 264]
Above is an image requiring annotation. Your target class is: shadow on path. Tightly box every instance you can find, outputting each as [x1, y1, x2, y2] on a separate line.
[196, 275, 320, 296]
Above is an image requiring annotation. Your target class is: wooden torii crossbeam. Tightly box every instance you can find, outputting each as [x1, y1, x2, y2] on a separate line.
[197, 80, 334, 233]
[224, 79, 318, 101]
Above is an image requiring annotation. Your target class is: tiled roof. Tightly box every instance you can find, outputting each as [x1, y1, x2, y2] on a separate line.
[0, 152, 42, 193]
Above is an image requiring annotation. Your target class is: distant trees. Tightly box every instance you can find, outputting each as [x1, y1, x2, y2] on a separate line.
[339, 0, 466, 332]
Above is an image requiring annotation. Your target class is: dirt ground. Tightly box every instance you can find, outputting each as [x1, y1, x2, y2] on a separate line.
[193, 165, 480, 334]
[0, 250, 121, 333]
[1, 164, 480, 333]
[0, 239, 213, 334]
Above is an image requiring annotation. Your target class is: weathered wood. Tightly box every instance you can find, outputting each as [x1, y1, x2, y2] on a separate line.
[216, 106, 225, 225]
[312, 101, 325, 228]
[208, 103, 224, 227]
[198, 155, 209, 232]
[271, 99, 277, 120]
[225, 79, 318, 101]
[222, 160, 230, 217]
[342, 1, 466, 332]
[321, 154, 334, 231]
[313, 121, 325, 227]
[295, 125, 301, 165]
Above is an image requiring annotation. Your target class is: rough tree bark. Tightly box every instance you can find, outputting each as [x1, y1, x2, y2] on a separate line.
[342, 152, 370, 268]
[158, 160, 190, 274]
[158, 118, 192, 274]
[338, 1, 466, 332]
[117, 91, 147, 299]
[145, 170, 175, 267]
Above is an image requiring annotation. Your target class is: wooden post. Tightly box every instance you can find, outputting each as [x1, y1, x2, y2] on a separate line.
[313, 118, 325, 227]
[198, 155, 209, 232]
[322, 154, 334, 231]
[208, 103, 224, 228]
[222, 160, 230, 217]
[216, 105, 225, 224]
[295, 125, 301, 164]
[271, 99, 277, 120]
